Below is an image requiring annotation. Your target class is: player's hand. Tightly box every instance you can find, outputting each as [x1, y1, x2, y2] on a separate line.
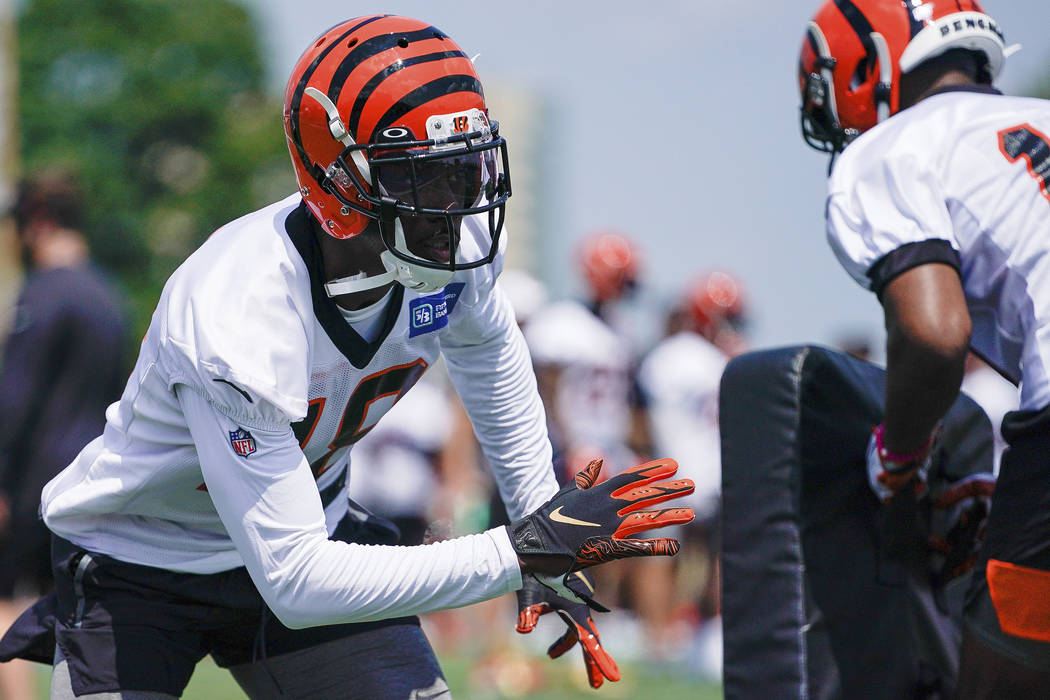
[509, 457, 693, 610]
[928, 473, 995, 585]
[516, 574, 620, 688]
[866, 423, 936, 502]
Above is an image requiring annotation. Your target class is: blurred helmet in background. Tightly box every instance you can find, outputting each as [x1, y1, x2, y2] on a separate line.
[686, 270, 748, 355]
[578, 229, 640, 304]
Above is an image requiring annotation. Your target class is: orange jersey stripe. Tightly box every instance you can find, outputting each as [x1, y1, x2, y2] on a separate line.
[987, 559, 1050, 642]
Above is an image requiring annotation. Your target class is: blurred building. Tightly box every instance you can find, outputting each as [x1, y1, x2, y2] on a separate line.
[484, 86, 556, 277]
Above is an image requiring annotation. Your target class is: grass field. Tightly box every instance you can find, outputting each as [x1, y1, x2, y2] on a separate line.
[26, 605, 723, 698]
[180, 656, 721, 700]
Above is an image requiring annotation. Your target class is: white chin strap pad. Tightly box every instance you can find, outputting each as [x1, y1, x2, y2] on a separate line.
[324, 269, 397, 296]
[324, 219, 454, 297]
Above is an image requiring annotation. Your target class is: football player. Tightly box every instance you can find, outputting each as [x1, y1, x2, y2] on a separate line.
[635, 270, 748, 672]
[573, 230, 652, 464]
[0, 173, 128, 700]
[524, 300, 635, 481]
[0, 16, 695, 698]
[578, 230, 640, 324]
[640, 271, 747, 525]
[799, 0, 1050, 694]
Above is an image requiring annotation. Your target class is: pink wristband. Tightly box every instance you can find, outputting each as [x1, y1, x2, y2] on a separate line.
[874, 422, 934, 465]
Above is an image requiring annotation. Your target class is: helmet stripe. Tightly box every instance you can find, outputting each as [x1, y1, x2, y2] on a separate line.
[371, 75, 484, 140]
[832, 0, 875, 48]
[346, 50, 468, 139]
[904, 3, 924, 39]
[328, 26, 447, 106]
[289, 15, 388, 182]
[805, 27, 821, 57]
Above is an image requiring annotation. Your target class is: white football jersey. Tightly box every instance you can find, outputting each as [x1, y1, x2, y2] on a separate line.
[637, 331, 726, 519]
[348, 372, 451, 518]
[827, 87, 1050, 409]
[524, 300, 632, 467]
[961, 362, 1019, 475]
[40, 194, 557, 626]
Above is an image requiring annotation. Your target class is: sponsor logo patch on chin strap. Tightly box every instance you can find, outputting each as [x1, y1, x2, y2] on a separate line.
[324, 219, 455, 296]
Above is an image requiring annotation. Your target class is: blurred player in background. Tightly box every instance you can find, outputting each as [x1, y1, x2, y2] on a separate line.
[524, 300, 635, 481]
[682, 271, 749, 360]
[641, 271, 748, 524]
[578, 230, 640, 334]
[636, 270, 748, 677]
[0, 172, 128, 699]
[798, 0, 1050, 693]
[575, 230, 655, 464]
[0, 17, 695, 698]
[347, 371, 452, 547]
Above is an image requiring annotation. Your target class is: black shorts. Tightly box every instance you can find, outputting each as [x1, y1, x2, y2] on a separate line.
[965, 404, 1050, 666]
[1, 513, 420, 696]
[973, 406, 1050, 571]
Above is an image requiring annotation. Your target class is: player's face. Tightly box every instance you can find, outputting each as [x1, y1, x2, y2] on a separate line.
[399, 212, 461, 265]
[377, 151, 489, 264]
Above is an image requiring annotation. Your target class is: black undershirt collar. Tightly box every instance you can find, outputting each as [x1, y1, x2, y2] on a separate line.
[285, 203, 404, 369]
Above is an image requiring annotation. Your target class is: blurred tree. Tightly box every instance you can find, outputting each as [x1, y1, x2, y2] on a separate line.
[17, 0, 294, 335]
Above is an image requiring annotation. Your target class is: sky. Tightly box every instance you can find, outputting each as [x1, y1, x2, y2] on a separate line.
[244, 0, 1050, 355]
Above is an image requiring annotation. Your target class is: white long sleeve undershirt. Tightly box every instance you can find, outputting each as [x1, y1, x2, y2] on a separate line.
[180, 385, 523, 629]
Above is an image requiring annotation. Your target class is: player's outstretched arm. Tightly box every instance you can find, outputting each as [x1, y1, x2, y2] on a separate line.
[508, 457, 694, 609]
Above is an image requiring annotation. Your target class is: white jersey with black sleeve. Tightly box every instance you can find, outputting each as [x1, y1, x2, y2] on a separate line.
[40, 193, 557, 628]
[826, 87, 1050, 410]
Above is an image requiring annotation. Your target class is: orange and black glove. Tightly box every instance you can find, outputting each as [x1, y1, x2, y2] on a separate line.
[509, 457, 694, 609]
[516, 574, 620, 689]
[928, 473, 996, 585]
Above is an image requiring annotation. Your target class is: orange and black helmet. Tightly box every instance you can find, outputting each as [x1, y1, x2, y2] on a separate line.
[283, 15, 510, 280]
[686, 271, 746, 342]
[799, 0, 1007, 156]
[578, 230, 640, 304]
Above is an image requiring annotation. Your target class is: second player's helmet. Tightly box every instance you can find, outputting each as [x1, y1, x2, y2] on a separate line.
[799, 0, 1007, 155]
[283, 15, 511, 293]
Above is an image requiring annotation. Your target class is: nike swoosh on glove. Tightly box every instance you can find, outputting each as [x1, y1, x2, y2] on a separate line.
[509, 457, 694, 610]
[516, 573, 620, 688]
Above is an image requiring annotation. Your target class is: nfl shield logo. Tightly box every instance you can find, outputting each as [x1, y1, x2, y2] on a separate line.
[229, 428, 256, 457]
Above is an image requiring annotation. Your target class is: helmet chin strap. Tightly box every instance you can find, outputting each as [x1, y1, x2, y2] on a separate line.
[324, 218, 454, 297]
